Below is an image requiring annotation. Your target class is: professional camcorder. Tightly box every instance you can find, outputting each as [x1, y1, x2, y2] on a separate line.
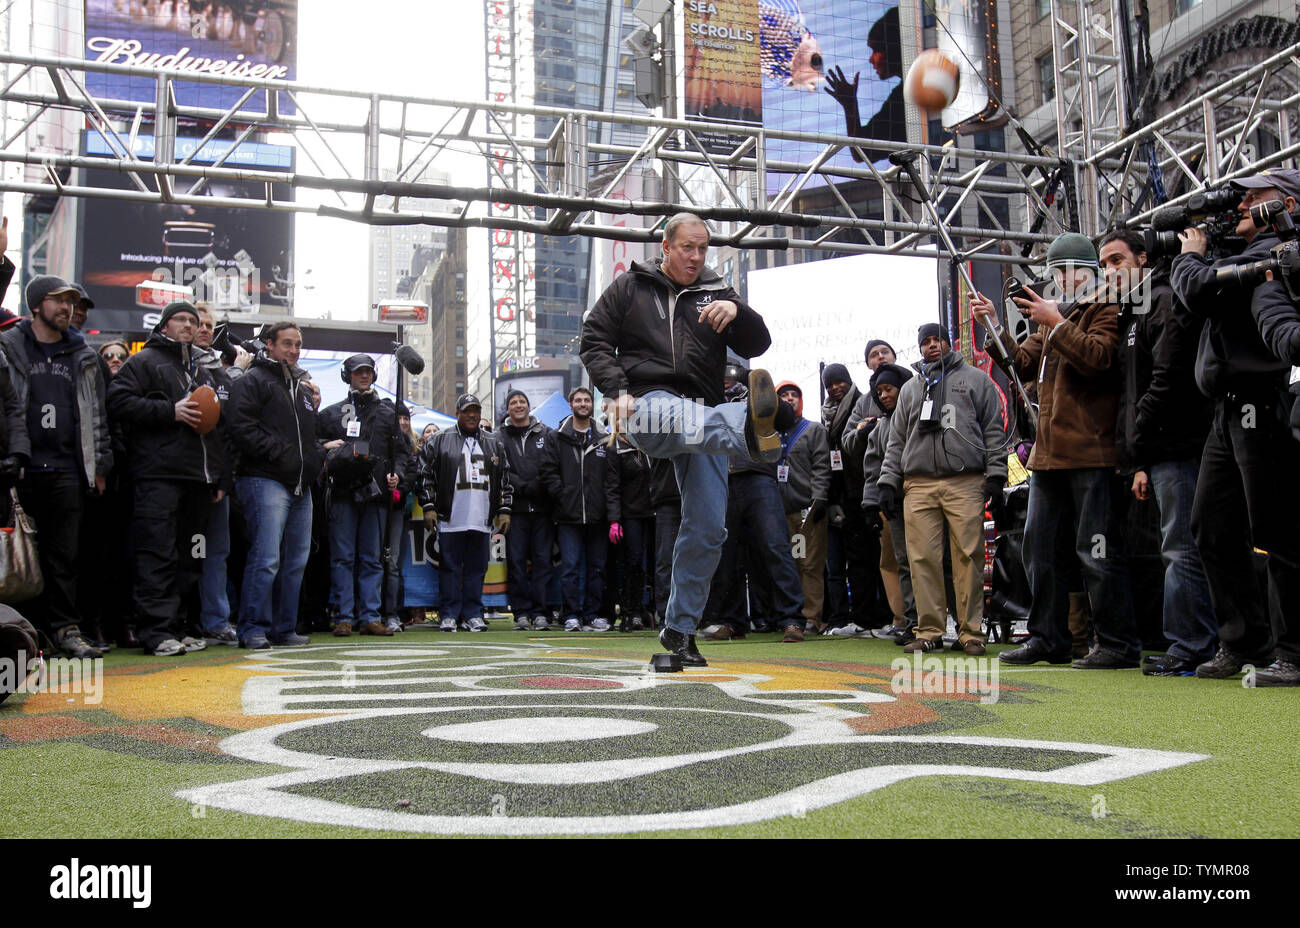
[1215, 199, 1300, 299]
[1142, 188, 1244, 259]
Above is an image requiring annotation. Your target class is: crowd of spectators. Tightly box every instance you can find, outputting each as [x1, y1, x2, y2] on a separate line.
[2, 172, 1299, 686]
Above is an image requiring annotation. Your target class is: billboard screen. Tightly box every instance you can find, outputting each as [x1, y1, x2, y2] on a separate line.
[84, 0, 297, 114]
[682, 2, 907, 176]
[78, 131, 294, 316]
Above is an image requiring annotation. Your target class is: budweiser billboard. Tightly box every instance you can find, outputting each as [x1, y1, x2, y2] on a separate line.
[83, 0, 298, 115]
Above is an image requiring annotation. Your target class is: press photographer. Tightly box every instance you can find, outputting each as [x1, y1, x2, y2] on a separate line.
[1169, 168, 1300, 686]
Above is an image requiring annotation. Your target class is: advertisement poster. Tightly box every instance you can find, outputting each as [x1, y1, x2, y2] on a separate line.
[402, 505, 508, 610]
[79, 131, 294, 315]
[684, 0, 764, 152]
[84, 0, 297, 114]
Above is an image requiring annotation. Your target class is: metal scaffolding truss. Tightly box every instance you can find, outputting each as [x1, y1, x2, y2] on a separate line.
[0, 51, 1067, 267]
[1049, 6, 1300, 236]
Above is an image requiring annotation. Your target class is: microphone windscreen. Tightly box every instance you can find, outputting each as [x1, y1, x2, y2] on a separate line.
[1152, 206, 1190, 232]
[395, 344, 425, 375]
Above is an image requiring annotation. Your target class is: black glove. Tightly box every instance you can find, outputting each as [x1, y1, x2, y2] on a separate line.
[862, 504, 883, 535]
[0, 455, 23, 483]
[808, 499, 828, 523]
[879, 483, 902, 521]
[984, 476, 1007, 522]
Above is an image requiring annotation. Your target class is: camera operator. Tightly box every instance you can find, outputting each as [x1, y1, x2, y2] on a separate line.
[1169, 169, 1300, 685]
[317, 354, 405, 638]
[1100, 230, 1217, 677]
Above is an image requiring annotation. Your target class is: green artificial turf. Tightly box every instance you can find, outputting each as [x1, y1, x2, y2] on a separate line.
[1, 626, 1295, 838]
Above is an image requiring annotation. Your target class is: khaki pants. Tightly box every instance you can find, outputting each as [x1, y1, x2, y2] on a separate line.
[903, 473, 986, 644]
[787, 510, 827, 626]
[879, 516, 903, 621]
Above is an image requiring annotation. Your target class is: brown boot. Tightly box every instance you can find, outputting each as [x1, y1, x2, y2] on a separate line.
[332, 621, 353, 637]
[360, 620, 394, 637]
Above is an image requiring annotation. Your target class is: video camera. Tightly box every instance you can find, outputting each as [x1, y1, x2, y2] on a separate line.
[1215, 199, 1300, 300]
[1142, 188, 1244, 260]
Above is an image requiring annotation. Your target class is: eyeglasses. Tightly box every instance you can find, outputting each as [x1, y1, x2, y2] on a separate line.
[103, 351, 127, 361]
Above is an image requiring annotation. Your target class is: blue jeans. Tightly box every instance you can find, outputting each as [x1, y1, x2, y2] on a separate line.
[199, 495, 232, 633]
[1023, 468, 1141, 661]
[557, 522, 608, 621]
[1150, 459, 1219, 662]
[506, 511, 555, 617]
[624, 391, 750, 635]
[439, 530, 490, 621]
[328, 497, 386, 627]
[236, 476, 313, 643]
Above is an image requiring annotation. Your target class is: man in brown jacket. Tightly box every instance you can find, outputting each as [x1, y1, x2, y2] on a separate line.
[973, 232, 1141, 669]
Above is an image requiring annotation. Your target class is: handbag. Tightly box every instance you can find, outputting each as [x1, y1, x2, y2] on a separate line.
[0, 489, 44, 603]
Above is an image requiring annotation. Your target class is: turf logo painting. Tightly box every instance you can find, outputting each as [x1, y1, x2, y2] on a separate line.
[177, 644, 1206, 835]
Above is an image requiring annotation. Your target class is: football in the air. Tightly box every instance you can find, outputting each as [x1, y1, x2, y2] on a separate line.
[190, 384, 221, 435]
[904, 49, 960, 112]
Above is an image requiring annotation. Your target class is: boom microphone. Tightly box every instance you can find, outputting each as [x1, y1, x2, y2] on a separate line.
[394, 344, 425, 376]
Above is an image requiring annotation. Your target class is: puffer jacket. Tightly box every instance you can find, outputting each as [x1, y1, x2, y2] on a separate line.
[540, 415, 620, 525]
[580, 259, 772, 408]
[878, 350, 1007, 489]
[416, 424, 513, 522]
[227, 352, 322, 494]
[995, 296, 1122, 470]
[106, 329, 231, 485]
[0, 319, 111, 488]
[499, 416, 551, 514]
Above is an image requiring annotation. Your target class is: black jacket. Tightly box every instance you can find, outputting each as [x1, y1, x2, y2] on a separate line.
[612, 437, 655, 520]
[317, 389, 410, 495]
[106, 331, 231, 486]
[580, 259, 772, 408]
[1115, 278, 1211, 469]
[0, 350, 28, 464]
[1171, 231, 1293, 397]
[416, 424, 513, 523]
[539, 415, 620, 525]
[1252, 278, 1300, 442]
[499, 416, 552, 514]
[227, 353, 322, 493]
[650, 456, 680, 509]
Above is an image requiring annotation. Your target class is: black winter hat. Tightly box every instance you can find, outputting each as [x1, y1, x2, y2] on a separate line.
[917, 323, 949, 347]
[864, 339, 895, 364]
[821, 362, 852, 388]
[505, 388, 529, 408]
[870, 362, 913, 394]
[154, 300, 201, 332]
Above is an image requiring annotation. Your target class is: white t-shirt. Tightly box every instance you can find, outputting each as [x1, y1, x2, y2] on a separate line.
[440, 435, 491, 534]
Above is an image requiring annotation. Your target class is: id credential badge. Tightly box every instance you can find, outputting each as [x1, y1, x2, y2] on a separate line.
[777, 465, 790, 483]
[346, 420, 361, 438]
[830, 451, 843, 471]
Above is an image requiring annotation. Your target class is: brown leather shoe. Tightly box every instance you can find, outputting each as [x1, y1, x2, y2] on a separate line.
[333, 621, 353, 637]
[782, 624, 805, 643]
[360, 620, 394, 637]
[702, 625, 743, 641]
[963, 639, 987, 656]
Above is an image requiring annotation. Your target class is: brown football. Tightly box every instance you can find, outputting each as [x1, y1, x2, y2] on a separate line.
[190, 384, 221, 435]
[904, 49, 961, 112]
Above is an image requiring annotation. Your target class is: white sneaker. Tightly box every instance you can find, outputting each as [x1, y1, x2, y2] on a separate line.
[385, 617, 404, 634]
[826, 623, 867, 637]
[440, 617, 456, 633]
[532, 615, 550, 630]
[512, 616, 531, 630]
[589, 617, 610, 632]
[563, 618, 581, 632]
[467, 617, 488, 632]
[698, 624, 725, 637]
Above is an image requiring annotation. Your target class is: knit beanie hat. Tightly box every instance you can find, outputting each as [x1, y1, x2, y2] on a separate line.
[917, 322, 949, 347]
[864, 338, 895, 364]
[821, 363, 851, 388]
[1045, 232, 1098, 269]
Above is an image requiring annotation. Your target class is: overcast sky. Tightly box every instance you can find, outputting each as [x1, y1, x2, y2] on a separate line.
[292, 1, 486, 321]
